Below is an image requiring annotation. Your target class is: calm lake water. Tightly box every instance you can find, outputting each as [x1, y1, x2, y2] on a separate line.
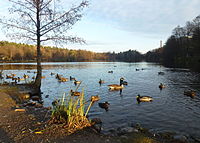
[1, 62, 200, 138]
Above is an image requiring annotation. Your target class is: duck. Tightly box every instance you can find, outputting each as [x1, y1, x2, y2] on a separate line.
[6, 74, 13, 79]
[159, 83, 165, 89]
[70, 90, 81, 96]
[158, 72, 165, 75]
[98, 101, 110, 111]
[91, 95, 100, 102]
[70, 76, 76, 81]
[184, 90, 196, 97]
[74, 80, 81, 85]
[136, 94, 153, 102]
[55, 74, 62, 79]
[17, 77, 25, 81]
[99, 79, 105, 84]
[11, 73, 16, 77]
[108, 77, 124, 90]
[59, 77, 68, 82]
[50, 72, 55, 76]
[41, 76, 46, 79]
[136, 68, 140, 71]
[23, 74, 29, 79]
[108, 71, 113, 73]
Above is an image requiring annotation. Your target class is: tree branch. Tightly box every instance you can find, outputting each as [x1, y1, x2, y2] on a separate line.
[41, 36, 86, 44]
[40, 0, 53, 11]
[40, 1, 88, 32]
[8, 0, 36, 13]
[0, 20, 36, 35]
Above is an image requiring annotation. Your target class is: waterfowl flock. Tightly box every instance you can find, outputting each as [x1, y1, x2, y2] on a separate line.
[0, 66, 198, 113]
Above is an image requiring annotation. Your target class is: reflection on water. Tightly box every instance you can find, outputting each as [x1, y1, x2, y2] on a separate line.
[1, 62, 200, 138]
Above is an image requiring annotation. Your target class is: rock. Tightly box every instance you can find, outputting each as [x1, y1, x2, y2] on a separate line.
[35, 103, 43, 108]
[117, 127, 134, 135]
[120, 135, 128, 139]
[93, 124, 102, 133]
[31, 96, 40, 101]
[173, 135, 187, 142]
[44, 106, 52, 110]
[91, 118, 102, 124]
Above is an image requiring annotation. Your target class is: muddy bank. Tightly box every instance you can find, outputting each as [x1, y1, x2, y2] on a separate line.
[0, 85, 198, 143]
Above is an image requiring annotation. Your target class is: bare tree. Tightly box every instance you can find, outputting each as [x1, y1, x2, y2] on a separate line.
[0, 0, 88, 93]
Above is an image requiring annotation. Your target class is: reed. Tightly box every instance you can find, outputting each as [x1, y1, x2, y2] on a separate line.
[50, 87, 99, 134]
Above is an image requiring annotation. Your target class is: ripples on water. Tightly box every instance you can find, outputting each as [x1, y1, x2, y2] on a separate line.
[1, 62, 200, 137]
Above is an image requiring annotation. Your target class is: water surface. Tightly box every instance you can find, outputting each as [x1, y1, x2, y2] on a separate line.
[1, 62, 200, 138]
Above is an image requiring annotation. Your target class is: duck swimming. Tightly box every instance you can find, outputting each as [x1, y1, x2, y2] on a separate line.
[98, 101, 110, 111]
[108, 77, 124, 90]
[99, 79, 105, 84]
[136, 94, 153, 102]
[159, 83, 165, 89]
[184, 90, 196, 98]
[70, 76, 76, 81]
[70, 90, 81, 96]
[74, 80, 81, 85]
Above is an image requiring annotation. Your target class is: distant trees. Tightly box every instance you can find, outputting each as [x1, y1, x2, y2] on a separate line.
[0, 41, 143, 63]
[145, 15, 200, 72]
[115, 50, 143, 62]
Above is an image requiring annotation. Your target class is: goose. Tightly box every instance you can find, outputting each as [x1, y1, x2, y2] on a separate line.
[159, 83, 165, 89]
[41, 76, 46, 79]
[6, 74, 13, 79]
[98, 101, 110, 111]
[136, 68, 140, 71]
[50, 72, 55, 76]
[108, 77, 124, 90]
[99, 79, 105, 84]
[70, 90, 81, 96]
[108, 71, 113, 73]
[184, 90, 196, 97]
[23, 74, 29, 79]
[158, 72, 165, 75]
[55, 74, 62, 79]
[70, 76, 76, 81]
[17, 77, 25, 81]
[74, 80, 81, 85]
[59, 77, 68, 82]
[136, 94, 153, 102]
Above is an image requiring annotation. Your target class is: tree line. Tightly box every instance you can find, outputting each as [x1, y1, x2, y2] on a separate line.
[145, 15, 200, 72]
[0, 41, 143, 62]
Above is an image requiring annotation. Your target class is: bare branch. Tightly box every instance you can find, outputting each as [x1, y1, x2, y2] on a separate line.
[0, 20, 36, 35]
[8, 0, 36, 13]
[41, 0, 53, 11]
[11, 8, 37, 27]
[40, 1, 88, 32]
[41, 36, 86, 44]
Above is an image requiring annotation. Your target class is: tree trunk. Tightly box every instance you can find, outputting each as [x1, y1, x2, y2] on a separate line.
[33, 0, 42, 93]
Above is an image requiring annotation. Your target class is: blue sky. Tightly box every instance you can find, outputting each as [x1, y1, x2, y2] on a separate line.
[1, 0, 200, 53]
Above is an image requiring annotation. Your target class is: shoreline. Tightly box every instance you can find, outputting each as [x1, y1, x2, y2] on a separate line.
[0, 85, 198, 143]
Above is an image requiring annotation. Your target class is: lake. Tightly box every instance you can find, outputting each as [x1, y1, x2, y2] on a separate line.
[1, 62, 200, 138]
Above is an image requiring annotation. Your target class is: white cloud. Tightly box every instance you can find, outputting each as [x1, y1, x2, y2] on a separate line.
[87, 0, 200, 35]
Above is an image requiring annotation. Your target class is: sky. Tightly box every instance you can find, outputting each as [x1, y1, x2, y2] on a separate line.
[0, 0, 200, 53]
